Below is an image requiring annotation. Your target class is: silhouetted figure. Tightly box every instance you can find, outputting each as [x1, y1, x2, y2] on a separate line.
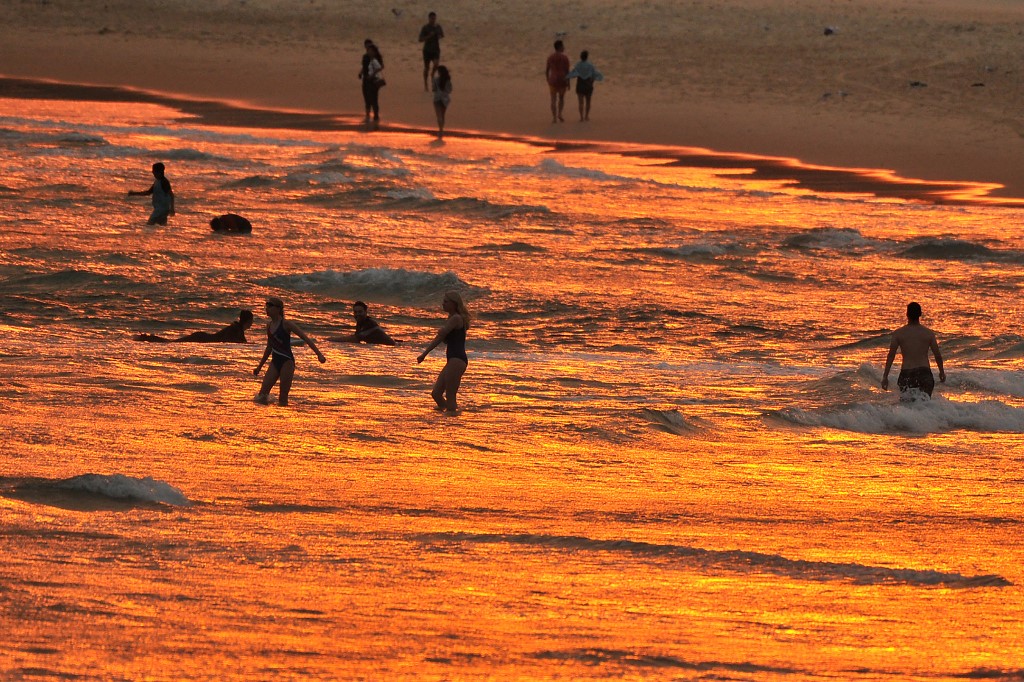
[418, 11, 445, 91]
[416, 291, 470, 414]
[210, 214, 252, 233]
[432, 65, 452, 138]
[359, 40, 385, 124]
[328, 301, 396, 345]
[546, 40, 570, 123]
[135, 310, 254, 344]
[128, 162, 174, 225]
[254, 297, 326, 406]
[566, 50, 604, 121]
[881, 301, 946, 399]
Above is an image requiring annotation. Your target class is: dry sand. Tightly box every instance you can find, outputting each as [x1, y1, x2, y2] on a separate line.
[4, 0, 1024, 199]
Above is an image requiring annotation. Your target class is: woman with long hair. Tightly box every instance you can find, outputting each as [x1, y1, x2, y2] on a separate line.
[417, 291, 470, 413]
[254, 297, 326, 406]
[431, 65, 452, 138]
[359, 40, 385, 123]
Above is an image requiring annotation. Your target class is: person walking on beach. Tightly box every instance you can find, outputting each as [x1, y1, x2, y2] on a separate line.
[328, 301, 396, 345]
[135, 309, 254, 343]
[254, 297, 326, 406]
[566, 50, 604, 121]
[359, 40, 385, 124]
[128, 162, 174, 225]
[416, 291, 470, 414]
[546, 40, 571, 123]
[418, 11, 444, 91]
[432, 65, 452, 138]
[881, 301, 946, 399]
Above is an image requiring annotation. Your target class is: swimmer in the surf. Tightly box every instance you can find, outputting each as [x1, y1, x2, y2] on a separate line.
[135, 309, 254, 343]
[210, 214, 252, 233]
[253, 297, 326, 406]
[128, 162, 175, 225]
[327, 301, 397, 345]
[881, 301, 945, 399]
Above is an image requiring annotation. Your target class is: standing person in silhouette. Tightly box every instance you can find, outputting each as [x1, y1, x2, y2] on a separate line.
[254, 297, 326, 406]
[566, 50, 604, 121]
[881, 301, 946, 399]
[545, 39, 571, 123]
[432, 65, 453, 138]
[416, 291, 470, 414]
[359, 39, 385, 125]
[128, 162, 174, 225]
[418, 11, 445, 91]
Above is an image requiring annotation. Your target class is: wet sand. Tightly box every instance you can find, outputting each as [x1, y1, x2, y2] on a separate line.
[3, 0, 1023, 199]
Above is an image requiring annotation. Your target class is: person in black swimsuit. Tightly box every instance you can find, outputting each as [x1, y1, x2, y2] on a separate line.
[253, 297, 326, 406]
[417, 291, 470, 413]
[135, 309, 254, 343]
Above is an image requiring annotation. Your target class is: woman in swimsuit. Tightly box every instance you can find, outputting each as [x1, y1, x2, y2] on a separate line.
[416, 291, 470, 414]
[253, 297, 326, 406]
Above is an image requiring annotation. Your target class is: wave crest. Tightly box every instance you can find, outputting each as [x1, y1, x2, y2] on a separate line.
[261, 268, 486, 306]
[415, 532, 1010, 587]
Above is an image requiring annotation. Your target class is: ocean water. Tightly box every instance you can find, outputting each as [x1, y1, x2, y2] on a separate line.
[2, 90, 1024, 681]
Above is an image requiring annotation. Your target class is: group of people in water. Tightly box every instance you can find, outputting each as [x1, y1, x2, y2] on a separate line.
[135, 295, 945, 411]
[136, 295, 472, 413]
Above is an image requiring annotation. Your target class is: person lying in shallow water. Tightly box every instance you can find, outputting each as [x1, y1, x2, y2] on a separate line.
[327, 301, 397, 345]
[135, 309, 254, 343]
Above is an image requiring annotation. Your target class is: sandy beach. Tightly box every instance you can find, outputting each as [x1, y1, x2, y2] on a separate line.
[3, 0, 1024, 198]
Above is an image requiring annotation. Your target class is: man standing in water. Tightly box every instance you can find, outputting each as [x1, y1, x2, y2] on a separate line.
[128, 162, 174, 225]
[881, 301, 946, 399]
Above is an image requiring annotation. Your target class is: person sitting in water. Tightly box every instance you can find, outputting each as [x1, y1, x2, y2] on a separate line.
[210, 213, 252, 233]
[328, 301, 397, 345]
[135, 309, 254, 343]
[881, 301, 946, 399]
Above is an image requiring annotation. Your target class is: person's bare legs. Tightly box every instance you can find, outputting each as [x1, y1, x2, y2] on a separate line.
[277, 360, 296, 406]
[584, 94, 592, 121]
[577, 94, 585, 121]
[556, 89, 566, 122]
[434, 101, 446, 138]
[256, 363, 281, 404]
[442, 359, 467, 412]
[550, 88, 558, 123]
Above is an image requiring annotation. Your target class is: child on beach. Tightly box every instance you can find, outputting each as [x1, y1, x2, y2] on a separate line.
[253, 297, 326, 406]
[128, 162, 175, 225]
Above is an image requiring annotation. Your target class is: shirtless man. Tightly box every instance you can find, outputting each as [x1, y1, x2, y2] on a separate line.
[545, 40, 570, 123]
[881, 302, 946, 398]
[328, 301, 396, 345]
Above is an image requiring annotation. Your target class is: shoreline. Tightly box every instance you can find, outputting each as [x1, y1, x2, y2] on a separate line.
[1, 75, 1017, 207]
[3, 0, 1024, 202]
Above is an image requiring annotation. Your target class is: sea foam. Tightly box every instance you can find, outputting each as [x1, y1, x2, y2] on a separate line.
[775, 395, 1024, 434]
[58, 474, 191, 506]
[261, 267, 485, 306]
